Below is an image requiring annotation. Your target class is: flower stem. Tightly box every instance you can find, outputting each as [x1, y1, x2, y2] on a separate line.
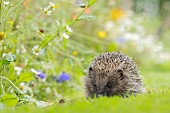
[22, 1, 95, 72]
[0, 43, 4, 59]
[0, 76, 24, 94]
[0, 77, 5, 94]
[0, 0, 2, 18]
[22, 56, 34, 72]
[0, 66, 4, 73]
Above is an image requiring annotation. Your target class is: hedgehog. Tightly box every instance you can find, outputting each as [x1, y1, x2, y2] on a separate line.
[85, 51, 145, 98]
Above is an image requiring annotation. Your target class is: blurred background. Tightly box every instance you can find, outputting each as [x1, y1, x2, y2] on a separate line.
[0, 0, 170, 102]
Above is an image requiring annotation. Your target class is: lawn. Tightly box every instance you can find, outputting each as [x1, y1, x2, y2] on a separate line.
[0, 0, 170, 112]
[1, 71, 170, 113]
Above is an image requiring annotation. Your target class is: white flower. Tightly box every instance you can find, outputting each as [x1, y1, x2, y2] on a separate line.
[31, 68, 43, 75]
[21, 45, 27, 53]
[49, 2, 55, 10]
[32, 45, 43, 56]
[44, 7, 52, 15]
[159, 52, 170, 61]
[19, 83, 27, 93]
[31, 68, 38, 74]
[45, 87, 51, 94]
[124, 32, 140, 42]
[104, 21, 114, 32]
[15, 66, 22, 75]
[4, 1, 10, 6]
[62, 32, 70, 39]
[55, 20, 60, 26]
[15, 25, 20, 29]
[66, 25, 73, 32]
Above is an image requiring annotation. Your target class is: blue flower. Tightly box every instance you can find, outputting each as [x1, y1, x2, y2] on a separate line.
[37, 70, 46, 79]
[56, 72, 71, 82]
[115, 37, 127, 44]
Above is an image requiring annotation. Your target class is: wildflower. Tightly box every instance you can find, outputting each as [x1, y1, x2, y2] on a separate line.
[84, 8, 91, 14]
[62, 32, 69, 39]
[97, 31, 107, 39]
[7, 20, 14, 26]
[159, 52, 170, 61]
[49, 2, 56, 10]
[14, 66, 22, 75]
[72, 51, 78, 56]
[56, 72, 71, 82]
[0, 32, 5, 40]
[123, 32, 140, 42]
[53, 76, 57, 80]
[44, 7, 52, 15]
[32, 45, 43, 56]
[31, 69, 46, 79]
[19, 83, 28, 93]
[104, 21, 114, 32]
[4, 1, 10, 6]
[55, 20, 60, 26]
[15, 25, 20, 29]
[37, 70, 46, 79]
[21, 45, 27, 53]
[111, 8, 125, 21]
[66, 25, 73, 32]
[115, 37, 127, 44]
[72, 15, 77, 20]
[45, 87, 51, 94]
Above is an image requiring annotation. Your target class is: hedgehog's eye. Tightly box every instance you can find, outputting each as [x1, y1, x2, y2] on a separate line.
[93, 83, 97, 88]
[89, 67, 93, 71]
[106, 82, 113, 88]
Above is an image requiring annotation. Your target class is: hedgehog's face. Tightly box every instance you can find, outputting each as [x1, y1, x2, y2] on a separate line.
[85, 66, 129, 98]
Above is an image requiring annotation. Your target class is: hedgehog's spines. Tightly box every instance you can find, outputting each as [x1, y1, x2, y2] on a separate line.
[90, 51, 140, 76]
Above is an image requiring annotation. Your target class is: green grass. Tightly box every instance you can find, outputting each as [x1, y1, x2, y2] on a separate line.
[142, 71, 170, 89]
[1, 71, 170, 113]
[1, 0, 170, 112]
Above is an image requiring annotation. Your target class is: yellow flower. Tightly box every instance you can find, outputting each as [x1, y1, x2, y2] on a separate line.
[97, 31, 107, 39]
[72, 51, 78, 56]
[8, 20, 14, 26]
[19, 85, 24, 90]
[111, 8, 125, 21]
[0, 32, 5, 40]
[49, 2, 60, 10]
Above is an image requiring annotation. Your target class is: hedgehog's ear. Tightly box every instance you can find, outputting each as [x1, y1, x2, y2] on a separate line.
[117, 69, 124, 80]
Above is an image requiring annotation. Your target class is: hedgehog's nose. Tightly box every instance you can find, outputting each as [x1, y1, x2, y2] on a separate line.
[97, 94, 103, 97]
[96, 92, 106, 97]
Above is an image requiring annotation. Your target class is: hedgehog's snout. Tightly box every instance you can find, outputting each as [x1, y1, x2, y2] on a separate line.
[94, 85, 108, 97]
[94, 92, 106, 98]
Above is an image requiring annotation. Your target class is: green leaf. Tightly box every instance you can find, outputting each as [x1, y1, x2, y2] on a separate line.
[4, 54, 16, 62]
[77, 15, 96, 21]
[16, 72, 33, 84]
[87, 0, 96, 6]
[0, 55, 16, 67]
[40, 35, 54, 48]
[0, 59, 10, 66]
[0, 94, 18, 107]
[9, 64, 17, 81]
